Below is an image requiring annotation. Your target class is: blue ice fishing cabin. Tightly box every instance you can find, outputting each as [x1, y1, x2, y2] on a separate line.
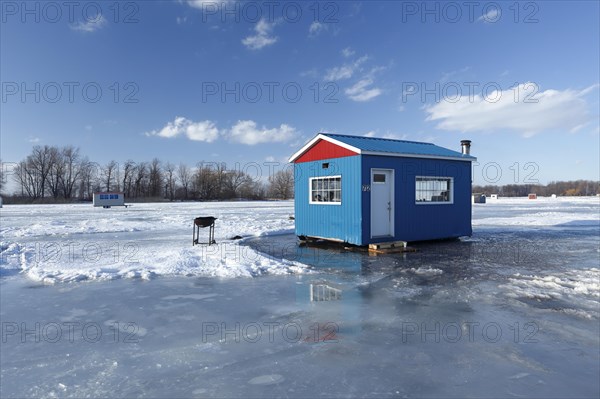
[288, 133, 477, 245]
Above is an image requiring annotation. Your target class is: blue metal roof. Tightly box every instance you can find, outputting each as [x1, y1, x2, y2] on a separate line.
[321, 133, 476, 161]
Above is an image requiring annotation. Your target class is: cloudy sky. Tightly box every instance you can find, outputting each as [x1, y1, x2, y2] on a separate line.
[1, 0, 598, 185]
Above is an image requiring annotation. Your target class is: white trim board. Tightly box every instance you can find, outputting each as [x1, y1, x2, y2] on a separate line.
[288, 134, 360, 163]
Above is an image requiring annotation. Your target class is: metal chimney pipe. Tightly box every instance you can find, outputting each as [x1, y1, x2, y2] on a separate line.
[460, 140, 471, 155]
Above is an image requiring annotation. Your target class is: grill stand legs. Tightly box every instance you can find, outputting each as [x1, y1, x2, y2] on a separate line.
[193, 222, 216, 246]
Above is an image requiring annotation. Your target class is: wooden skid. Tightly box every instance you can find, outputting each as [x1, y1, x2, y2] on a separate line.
[368, 241, 408, 250]
[368, 246, 417, 255]
[298, 237, 416, 255]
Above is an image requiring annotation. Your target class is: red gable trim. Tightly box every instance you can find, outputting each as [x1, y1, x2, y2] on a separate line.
[295, 139, 359, 163]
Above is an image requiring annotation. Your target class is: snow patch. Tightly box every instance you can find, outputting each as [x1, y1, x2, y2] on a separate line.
[500, 268, 600, 319]
[1, 202, 309, 283]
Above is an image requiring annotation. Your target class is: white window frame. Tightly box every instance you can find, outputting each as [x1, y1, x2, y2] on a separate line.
[415, 176, 454, 205]
[309, 175, 342, 205]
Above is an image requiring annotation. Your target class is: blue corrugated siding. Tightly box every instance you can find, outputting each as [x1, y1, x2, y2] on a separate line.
[361, 155, 472, 244]
[294, 156, 362, 245]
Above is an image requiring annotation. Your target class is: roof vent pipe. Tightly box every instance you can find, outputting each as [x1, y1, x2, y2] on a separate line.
[460, 140, 471, 155]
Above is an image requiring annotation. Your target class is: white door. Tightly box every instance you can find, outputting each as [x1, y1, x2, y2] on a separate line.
[370, 169, 394, 237]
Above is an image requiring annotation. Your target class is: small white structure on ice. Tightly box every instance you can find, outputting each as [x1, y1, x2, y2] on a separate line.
[472, 193, 486, 204]
[93, 192, 125, 208]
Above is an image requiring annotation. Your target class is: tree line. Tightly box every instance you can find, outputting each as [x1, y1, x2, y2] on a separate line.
[473, 180, 600, 197]
[1, 146, 596, 203]
[1, 145, 294, 203]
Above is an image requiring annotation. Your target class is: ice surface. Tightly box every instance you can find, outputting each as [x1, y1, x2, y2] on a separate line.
[1, 201, 306, 282]
[1, 197, 599, 398]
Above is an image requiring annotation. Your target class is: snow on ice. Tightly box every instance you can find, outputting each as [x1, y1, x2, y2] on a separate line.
[1, 201, 307, 282]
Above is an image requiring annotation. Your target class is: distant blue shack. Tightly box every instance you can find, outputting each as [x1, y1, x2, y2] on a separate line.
[288, 133, 477, 245]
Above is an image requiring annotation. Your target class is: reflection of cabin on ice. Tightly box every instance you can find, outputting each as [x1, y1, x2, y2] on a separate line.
[93, 192, 125, 208]
[289, 133, 477, 246]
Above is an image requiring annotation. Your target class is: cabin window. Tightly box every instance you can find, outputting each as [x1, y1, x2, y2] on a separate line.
[373, 174, 386, 183]
[415, 176, 453, 204]
[309, 176, 342, 205]
[99, 194, 119, 200]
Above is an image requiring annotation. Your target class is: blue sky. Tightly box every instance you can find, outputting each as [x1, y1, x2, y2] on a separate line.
[1, 0, 599, 186]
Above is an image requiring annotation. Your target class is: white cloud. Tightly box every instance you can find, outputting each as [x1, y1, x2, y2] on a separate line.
[383, 132, 409, 140]
[70, 16, 107, 33]
[341, 47, 355, 58]
[242, 19, 278, 50]
[324, 56, 368, 81]
[363, 131, 407, 140]
[146, 117, 219, 142]
[186, 0, 234, 9]
[28, 137, 41, 143]
[478, 7, 501, 23]
[424, 83, 598, 137]
[185, 121, 220, 142]
[176, 16, 188, 24]
[308, 21, 327, 37]
[228, 120, 296, 145]
[147, 118, 298, 145]
[345, 78, 382, 102]
[324, 65, 354, 81]
[325, 54, 387, 102]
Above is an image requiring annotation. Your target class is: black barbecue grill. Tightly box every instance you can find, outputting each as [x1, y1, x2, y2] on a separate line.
[193, 217, 217, 246]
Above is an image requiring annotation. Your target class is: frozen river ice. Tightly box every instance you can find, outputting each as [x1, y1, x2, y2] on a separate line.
[1, 197, 599, 398]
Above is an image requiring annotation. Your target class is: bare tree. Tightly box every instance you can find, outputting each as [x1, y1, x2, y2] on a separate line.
[46, 147, 63, 199]
[148, 158, 163, 197]
[13, 146, 56, 200]
[134, 162, 148, 198]
[121, 160, 136, 198]
[177, 163, 192, 200]
[31, 146, 55, 199]
[224, 169, 253, 199]
[14, 161, 35, 198]
[78, 160, 98, 200]
[194, 162, 218, 200]
[164, 162, 177, 201]
[240, 179, 266, 200]
[268, 169, 294, 199]
[60, 147, 82, 199]
[102, 161, 118, 192]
